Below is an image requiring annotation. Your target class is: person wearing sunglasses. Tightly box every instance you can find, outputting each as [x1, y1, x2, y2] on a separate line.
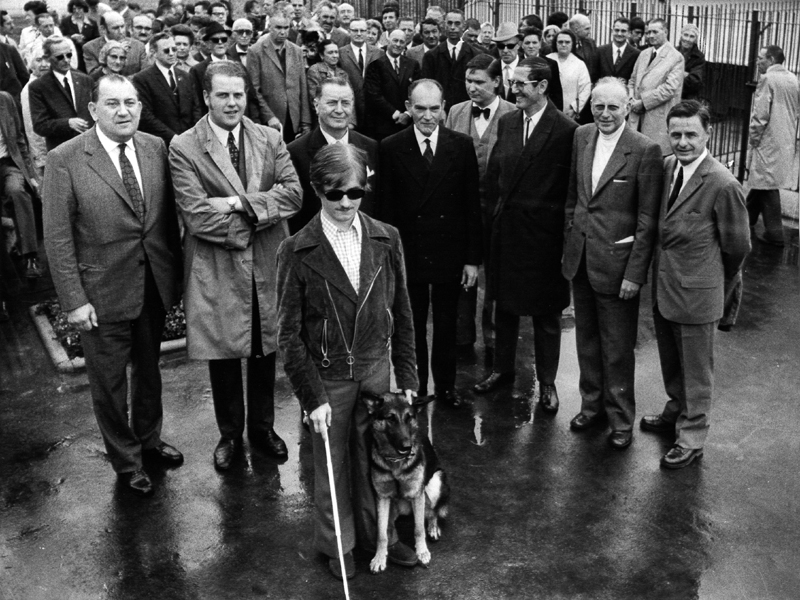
[277, 142, 420, 580]
[29, 36, 93, 150]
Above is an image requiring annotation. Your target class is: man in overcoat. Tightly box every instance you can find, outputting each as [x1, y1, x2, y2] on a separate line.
[169, 61, 302, 469]
[476, 57, 577, 413]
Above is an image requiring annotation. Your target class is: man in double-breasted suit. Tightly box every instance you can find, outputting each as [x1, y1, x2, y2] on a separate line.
[562, 78, 662, 449]
[29, 37, 93, 151]
[43, 74, 184, 497]
[444, 53, 514, 350]
[593, 18, 640, 84]
[379, 79, 482, 407]
[364, 30, 420, 141]
[132, 32, 194, 145]
[627, 18, 684, 155]
[476, 58, 578, 413]
[247, 12, 311, 142]
[337, 19, 382, 130]
[170, 62, 302, 470]
[640, 101, 750, 469]
[287, 77, 377, 234]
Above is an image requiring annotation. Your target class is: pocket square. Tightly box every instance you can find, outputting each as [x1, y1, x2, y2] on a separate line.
[612, 178, 628, 183]
[614, 236, 634, 244]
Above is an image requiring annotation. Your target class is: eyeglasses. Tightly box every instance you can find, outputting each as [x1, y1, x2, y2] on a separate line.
[107, 53, 126, 60]
[161, 47, 178, 54]
[495, 41, 518, 50]
[133, 25, 152, 31]
[54, 52, 73, 60]
[210, 36, 229, 43]
[324, 188, 366, 201]
[234, 29, 253, 35]
[508, 79, 540, 90]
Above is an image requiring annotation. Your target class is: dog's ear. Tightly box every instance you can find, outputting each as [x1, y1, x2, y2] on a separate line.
[361, 391, 385, 414]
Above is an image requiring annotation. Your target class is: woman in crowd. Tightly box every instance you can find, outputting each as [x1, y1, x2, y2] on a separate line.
[20, 47, 50, 181]
[59, 0, 98, 73]
[542, 24, 560, 48]
[679, 23, 706, 100]
[480, 22, 494, 46]
[547, 28, 590, 120]
[365, 19, 382, 47]
[307, 39, 350, 103]
[90, 40, 128, 80]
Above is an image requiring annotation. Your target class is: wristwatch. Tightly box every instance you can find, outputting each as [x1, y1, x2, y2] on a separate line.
[227, 197, 237, 213]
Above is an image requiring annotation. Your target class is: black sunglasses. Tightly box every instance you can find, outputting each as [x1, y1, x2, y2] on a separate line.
[54, 52, 74, 60]
[495, 41, 518, 50]
[210, 36, 228, 43]
[324, 188, 366, 201]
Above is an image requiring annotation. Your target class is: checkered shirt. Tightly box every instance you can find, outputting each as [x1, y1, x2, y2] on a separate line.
[320, 210, 362, 293]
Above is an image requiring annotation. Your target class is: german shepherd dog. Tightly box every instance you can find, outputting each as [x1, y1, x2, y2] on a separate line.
[362, 391, 450, 572]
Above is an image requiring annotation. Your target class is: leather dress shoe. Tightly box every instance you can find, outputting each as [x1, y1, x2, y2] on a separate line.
[144, 441, 184, 466]
[640, 414, 675, 435]
[213, 437, 241, 470]
[363, 541, 418, 567]
[118, 469, 153, 496]
[473, 371, 515, 394]
[436, 389, 463, 408]
[539, 384, 559, 413]
[609, 430, 632, 449]
[249, 428, 288, 458]
[660, 445, 703, 469]
[328, 551, 356, 580]
[569, 412, 606, 431]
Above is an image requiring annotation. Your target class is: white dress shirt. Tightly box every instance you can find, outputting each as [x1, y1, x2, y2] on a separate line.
[671, 148, 708, 197]
[350, 43, 366, 75]
[53, 70, 78, 112]
[502, 57, 519, 97]
[95, 127, 144, 195]
[207, 117, 241, 152]
[414, 125, 439, 156]
[321, 208, 362, 292]
[522, 102, 547, 145]
[446, 40, 462, 61]
[591, 123, 626, 193]
[320, 127, 349, 145]
[473, 96, 500, 138]
[155, 61, 177, 88]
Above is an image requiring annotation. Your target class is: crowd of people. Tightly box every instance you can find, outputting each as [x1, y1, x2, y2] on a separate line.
[1, 0, 797, 582]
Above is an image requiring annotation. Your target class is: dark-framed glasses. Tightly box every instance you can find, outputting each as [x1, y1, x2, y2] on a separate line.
[234, 29, 253, 35]
[55, 52, 74, 60]
[495, 41, 518, 50]
[324, 188, 366, 201]
[508, 78, 540, 90]
[210, 36, 229, 43]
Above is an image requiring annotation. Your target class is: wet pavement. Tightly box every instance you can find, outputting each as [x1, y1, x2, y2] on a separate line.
[1, 228, 799, 600]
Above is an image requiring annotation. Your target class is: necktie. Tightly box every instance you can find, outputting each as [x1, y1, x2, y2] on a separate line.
[168, 68, 176, 92]
[118, 144, 145, 222]
[451, 46, 457, 62]
[63, 77, 74, 110]
[504, 65, 511, 96]
[615, 48, 621, 65]
[472, 105, 490, 119]
[648, 50, 656, 66]
[394, 58, 399, 74]
[524, 116, 532, 143]
[227, 131, 239, 169]
[423, 138, 433, 164]
[358, 48, 364, 75]
[667, 166, 684, 211]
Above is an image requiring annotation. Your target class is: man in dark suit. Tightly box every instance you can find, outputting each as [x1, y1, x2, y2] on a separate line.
[364, 29, 420, 141]
[226, 17, 253, 68]
[476, 58, 578, 413]
[287, 77, 377, 234]
[593, 18, 640, 84]
[406, 18, 440, 69]
[379, 79, 482, 406]
[569, 13, 597, 79]
[29, 37, 93, 150]
[132, 32, 194, 145]
[43, 74, 184, 496]
[562, 78, 662, 449]
[170, 62, 302, 470]
[0, 41, 30, 105]
[82, 11, 148, 76]
[337, 18, 381, 131]
[492, 22, 521, 104]
[421, 9, 484, 113]
[640, 101, 750, 469]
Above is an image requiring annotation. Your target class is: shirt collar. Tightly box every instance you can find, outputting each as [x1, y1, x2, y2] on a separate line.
[676, 148, 708, 182]
[321, 206, 362, 236]
[207, 116, 241, 149]
[413, 125, 439, 148]
[96, 125, 135, 155]
[155, 61, 173, 78]
[53, 70, 73, 85]
[502, 56, 519, 71]
[351, 42, 364, 55]
[446, 40, 462, 55]
[474, 96, 500, 116]
[320, 127, 349, 145]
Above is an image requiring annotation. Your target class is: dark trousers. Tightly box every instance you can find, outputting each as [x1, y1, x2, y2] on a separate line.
[282, 115, 296, 144]
[208, 282, 275, 440]
[311, 359, 397, 557]
[81, 264, 166, 474]
[572, 258, 640, 431]
[407, 281, 461, 394]
[0, 157, 37, 256]
[653, 304, 717, 450]
[720, 270, 743, 328]
[494, 307, 561, 385]
[746, 188, 783, 242]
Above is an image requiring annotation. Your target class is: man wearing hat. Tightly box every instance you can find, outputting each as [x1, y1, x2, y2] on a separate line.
[494, 22, 521, 103]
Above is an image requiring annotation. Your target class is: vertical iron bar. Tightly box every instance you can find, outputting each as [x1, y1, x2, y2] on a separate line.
[738, 10, 760, 183]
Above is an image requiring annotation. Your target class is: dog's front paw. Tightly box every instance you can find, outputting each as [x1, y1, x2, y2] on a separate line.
[370, 551, 388, 573]
[427, 521, 441, 541]
[416, 542, 431, 565]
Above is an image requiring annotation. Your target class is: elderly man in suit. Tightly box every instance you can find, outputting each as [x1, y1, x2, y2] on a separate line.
[29, 37, 94, 151]
[562, 78, 662, 449]
[445, 54, 514, 352]
[364, 30, 420, 141]
[83, 12, 148, 76]
[337, 19, 381, 131]
[287, 77, 377, 234]
[476, 57, 578, 412]
[640, 100, 750, 469]
[227, 18, 254, 68]
[627, 18, 684, 156]
[379, 79, 482, 407]
[132, 32, 194, 145]
[43, 74, 184, 496]
[593, 18, 640, 84]
[248, 9, 310, 142]
[569, 13, 597, 79]
[746, 44, 799, 247]
[170, 61, 302, 470]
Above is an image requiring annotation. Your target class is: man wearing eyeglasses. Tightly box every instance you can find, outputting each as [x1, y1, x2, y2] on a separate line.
[492, 22, 521, 103]
[477, 57, 577, 412]
[133, 32, 194, 145]
[83, 11, 148, 76]
[129, 15, 153, 44]
[170, 61, 302, 470]
[29, 36, 93, 150]
[226, 18, 253, 68]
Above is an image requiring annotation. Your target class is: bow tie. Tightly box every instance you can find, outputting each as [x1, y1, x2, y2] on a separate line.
[472, 106, 491, 119]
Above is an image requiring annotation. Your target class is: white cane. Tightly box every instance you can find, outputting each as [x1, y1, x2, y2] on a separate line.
[321, 426, 351, 600]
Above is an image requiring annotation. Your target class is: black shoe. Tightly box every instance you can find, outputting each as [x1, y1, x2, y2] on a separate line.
[569, 412, 606, 431]
[24, 257, 43, 279]
[118, 469, 153, 496]
[328, 551, 356, 580]
[609, 430, 632, 450]
[717, 323, 733, 332]
[436, 389, 463, 408]
[250, 428, 288, 458]
[387, 541, 418, 567]
[757, 234, 784, 247]
[213, 437, 241, 470]
[473, 370, 515, 394]
[144, 441, 184, 466]
[660, 445, 703, 469]
[640, 414, 675, 435]
[539, 384, 559, 413]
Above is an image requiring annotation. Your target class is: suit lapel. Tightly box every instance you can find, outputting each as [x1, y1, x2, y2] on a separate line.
[355, 216, 389, 306]
[668, 155, 709, 215]
[264, 42, 283, 73]
[302, 229, 358, 303]
[132, 134, 156, 218]
[592, 128, 632, 198]
[419, 128, 454, 208]
[84, 128, 137, 215]
[508, 104, 555, 194]
[395, 128, 427, 190]
[200, 117, 246, 195]
[241, 119, 264, 193]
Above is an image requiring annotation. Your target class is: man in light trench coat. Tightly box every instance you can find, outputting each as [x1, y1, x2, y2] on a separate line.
[170, 61, 302, 470]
